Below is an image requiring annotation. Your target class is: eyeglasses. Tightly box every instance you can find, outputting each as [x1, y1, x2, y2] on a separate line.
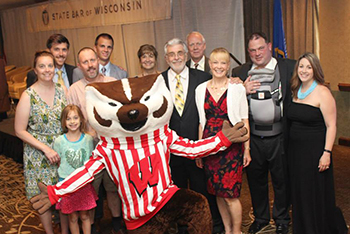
[166, 51, 185, 58]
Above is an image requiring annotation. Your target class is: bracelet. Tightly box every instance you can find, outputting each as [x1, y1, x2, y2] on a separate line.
[324, 149, 332, 156]
[245, 147, 250, 151]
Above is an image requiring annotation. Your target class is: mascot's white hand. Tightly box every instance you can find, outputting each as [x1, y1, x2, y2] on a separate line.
[30, 182, 52, 215]
[222, 121, 249, 143]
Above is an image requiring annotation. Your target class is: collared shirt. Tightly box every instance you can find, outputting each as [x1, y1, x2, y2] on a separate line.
[53, 65, 70, 89]
[251, 57, 277, 71]
[189, 56, 205, 71]
[99, 62, 111, 77]
[67, 74, 115, 138]
[168, 66, 189, 104]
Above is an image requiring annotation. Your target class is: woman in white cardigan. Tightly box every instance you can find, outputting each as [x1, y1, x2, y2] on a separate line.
[195, 48, 251, 234]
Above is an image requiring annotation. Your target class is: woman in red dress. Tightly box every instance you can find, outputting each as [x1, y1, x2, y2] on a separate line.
[195, 48, 251, 234]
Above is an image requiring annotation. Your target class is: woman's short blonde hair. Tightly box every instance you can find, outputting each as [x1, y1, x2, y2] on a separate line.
[209, 47, 230, 64]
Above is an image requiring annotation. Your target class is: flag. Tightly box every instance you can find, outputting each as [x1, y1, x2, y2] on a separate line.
[273, 0, 287, 58]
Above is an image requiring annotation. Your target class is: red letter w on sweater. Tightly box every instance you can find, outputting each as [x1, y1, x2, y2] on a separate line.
[129, 154, 161, 196]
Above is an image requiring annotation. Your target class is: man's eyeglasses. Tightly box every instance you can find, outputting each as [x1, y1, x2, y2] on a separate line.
[166, 51, 185, 58]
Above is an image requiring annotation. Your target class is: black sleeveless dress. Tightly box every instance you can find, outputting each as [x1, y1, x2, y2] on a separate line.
[288, 102, 347, 234]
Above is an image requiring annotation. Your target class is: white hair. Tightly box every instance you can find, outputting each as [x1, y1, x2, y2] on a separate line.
[164, 38, 188, 54]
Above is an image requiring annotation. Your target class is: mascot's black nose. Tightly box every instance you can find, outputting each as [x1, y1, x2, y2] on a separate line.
[128, 109, 139, 120]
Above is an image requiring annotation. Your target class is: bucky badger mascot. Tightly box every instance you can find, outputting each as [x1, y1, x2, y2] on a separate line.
[31, 74, 248, 233]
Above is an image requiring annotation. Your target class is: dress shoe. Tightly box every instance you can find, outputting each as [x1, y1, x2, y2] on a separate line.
[248, 221, 269, 234]
[275, 223, 289, 234]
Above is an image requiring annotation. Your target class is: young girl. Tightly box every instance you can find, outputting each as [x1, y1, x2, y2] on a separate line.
[53, 104, 97, 234]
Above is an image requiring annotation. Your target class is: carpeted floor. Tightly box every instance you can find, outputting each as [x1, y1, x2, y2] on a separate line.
[0, 144, 349, 233]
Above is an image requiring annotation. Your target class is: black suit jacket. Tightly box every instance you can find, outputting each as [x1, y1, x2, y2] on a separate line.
[26, 63, 76, 88]
[162, 67, 211, 166]
[186, 56, 210, 73]
[231, 58, 296, 150]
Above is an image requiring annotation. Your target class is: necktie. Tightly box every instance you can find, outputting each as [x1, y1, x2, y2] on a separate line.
[101, 67, 106, 76]
[194, 63, 199, 69]
[174, 74, 184, 116]
[56, 70, 65, 87]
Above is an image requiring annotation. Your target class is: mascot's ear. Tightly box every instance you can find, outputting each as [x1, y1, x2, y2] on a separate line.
[87, 80, 129, 104]
[127, 74, 159, 100]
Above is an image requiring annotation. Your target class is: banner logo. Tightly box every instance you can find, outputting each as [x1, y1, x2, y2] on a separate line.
[42, 9, 49, 25]
[27, 0, 172, 32]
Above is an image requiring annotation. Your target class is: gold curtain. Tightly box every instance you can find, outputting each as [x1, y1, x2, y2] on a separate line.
[242, 0, 319, 61]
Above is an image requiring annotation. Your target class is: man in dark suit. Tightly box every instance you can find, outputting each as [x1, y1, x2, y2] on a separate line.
[26, 34, 75, 88]
[186, 31, 210, 73]
[160, 38, 224, 234]
[72, 33, 128, 83]
[232, 32, 295, 234]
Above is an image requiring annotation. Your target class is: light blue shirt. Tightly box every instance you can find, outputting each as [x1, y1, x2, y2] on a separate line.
[99, 62, 111, 77]
[54, 133, 94, 179]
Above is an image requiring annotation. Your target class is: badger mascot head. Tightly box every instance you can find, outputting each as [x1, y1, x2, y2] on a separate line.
[85, 74, 173, 138]
[31, 74, 248, 234]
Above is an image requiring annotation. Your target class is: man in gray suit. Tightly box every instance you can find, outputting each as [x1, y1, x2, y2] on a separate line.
[186, 31, 210, 73]
[73, 33, 128, 83]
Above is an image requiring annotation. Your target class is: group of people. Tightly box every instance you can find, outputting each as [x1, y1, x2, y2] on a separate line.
[13, 30, 347, 234]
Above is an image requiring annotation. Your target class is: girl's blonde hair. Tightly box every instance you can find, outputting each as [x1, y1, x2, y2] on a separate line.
[60, 104, 87, 133]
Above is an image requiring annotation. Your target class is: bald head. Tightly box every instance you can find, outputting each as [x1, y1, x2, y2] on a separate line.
[77, 47, 100, 80]
[186, 31, 206, 63]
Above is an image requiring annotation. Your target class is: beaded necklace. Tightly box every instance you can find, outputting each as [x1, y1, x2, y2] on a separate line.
[297, 80, 317, 100]
[210, 79, 228, 96]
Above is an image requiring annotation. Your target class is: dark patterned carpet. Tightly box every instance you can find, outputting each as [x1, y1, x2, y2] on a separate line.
[0, 144, 349, 233]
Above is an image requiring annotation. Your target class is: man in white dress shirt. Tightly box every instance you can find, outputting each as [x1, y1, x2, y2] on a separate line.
[160, 38, 224, 234]
[186, 31, 210, 73]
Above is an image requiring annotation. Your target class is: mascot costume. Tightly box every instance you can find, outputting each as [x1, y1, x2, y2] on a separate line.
[30, 74, 248, 233]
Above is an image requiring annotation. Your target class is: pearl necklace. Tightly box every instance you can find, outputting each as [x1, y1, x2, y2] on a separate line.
[297, 80, 317, 100]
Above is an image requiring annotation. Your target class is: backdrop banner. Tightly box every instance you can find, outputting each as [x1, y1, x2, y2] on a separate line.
[26, 0, 172, 32]
[2, 0, 245, 77]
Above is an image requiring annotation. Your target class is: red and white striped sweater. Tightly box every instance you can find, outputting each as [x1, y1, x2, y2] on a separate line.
[47, 124, 231, 230]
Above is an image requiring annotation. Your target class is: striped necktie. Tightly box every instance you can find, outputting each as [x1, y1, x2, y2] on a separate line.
[56, 70, 65, 87]
[101, 67, 106, 76]
[194, 63, 199, 69]
[174, 74, 184, 116]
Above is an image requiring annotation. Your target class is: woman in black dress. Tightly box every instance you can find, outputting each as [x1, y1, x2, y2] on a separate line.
[288, 52, 347, 234]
